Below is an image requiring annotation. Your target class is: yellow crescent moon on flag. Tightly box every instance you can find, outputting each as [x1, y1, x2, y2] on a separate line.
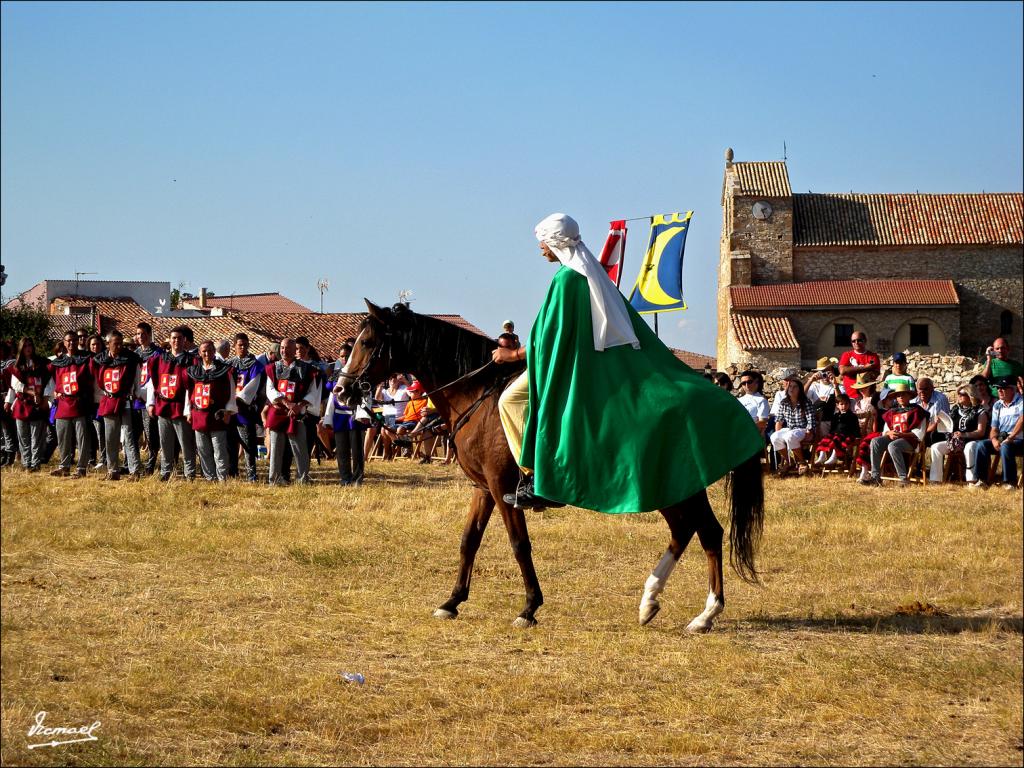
[637, 225, 686, 306]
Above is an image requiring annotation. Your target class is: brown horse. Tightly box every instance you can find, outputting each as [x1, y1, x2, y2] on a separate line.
[338, 301, 764, 630]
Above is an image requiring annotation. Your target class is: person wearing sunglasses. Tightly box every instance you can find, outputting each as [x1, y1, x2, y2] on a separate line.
[839, 331, 880, 400]
[927, 385, 988, 484]
[736, 370, 769, 436]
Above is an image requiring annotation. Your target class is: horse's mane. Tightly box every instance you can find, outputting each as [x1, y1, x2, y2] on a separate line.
[364, 306, 515, 389]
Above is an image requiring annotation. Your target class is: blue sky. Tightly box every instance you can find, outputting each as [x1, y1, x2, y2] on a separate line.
[2, 1, 1022, 355]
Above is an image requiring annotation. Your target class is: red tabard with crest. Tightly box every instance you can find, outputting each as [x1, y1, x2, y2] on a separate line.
[149, 353, 193, 420]
[184, 370, 234, 432]
[264, 361, 313, 433]
[91, 354, 140, 417]
[49, 357, 92, 419]
[10, 362, 52, 421]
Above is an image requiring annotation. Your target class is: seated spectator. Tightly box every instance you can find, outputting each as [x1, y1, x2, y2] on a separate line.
[713, 372, 733, 392]
[883, 352, 915, 390]
[928, 384, 989, 484]
[860, 382, 929, 487]
[770, 376, 816, 476]
[912, 377, 951, 450]
[366, 373, 408, 460]
[806, 357, 838, 437]
[813, 392, 860, 467]
[855, 383, 898, 481]
[982, 337, 1023, 396]
[972, 377, 1023, 490]
[736, 370, 769, 436]
[965, 379, 994, 483]
[850, 373, 881, 436]
[390, 380, 430, 459]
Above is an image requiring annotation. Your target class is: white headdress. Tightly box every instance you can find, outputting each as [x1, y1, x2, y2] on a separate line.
[534, 213, 640, 352]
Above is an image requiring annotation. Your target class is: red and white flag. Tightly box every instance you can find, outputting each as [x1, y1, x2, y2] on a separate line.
[598, 220, 627, 288]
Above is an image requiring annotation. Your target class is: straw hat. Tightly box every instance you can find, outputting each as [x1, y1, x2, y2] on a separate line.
[850, 372, 881, 390]
[815, 356, 838, 371]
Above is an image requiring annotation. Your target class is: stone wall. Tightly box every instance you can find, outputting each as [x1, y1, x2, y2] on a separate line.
[731, 194, 794, 284]
[719, 350, 991, 402]
[793, 244, 1024, 359]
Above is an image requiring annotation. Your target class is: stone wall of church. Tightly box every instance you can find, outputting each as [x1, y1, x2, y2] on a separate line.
[730, 195, 794, 284]
[793, 244, 1024, 359]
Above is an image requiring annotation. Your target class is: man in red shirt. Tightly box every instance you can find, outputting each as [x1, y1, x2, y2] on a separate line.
[838, 330, 881, 399]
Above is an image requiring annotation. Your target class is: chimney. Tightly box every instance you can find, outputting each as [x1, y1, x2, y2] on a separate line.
[199, 287, 207, 309]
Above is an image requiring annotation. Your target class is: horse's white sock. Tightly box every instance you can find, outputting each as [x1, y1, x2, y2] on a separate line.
[823, 450, 838, 466]
[644, 551, 678, 597]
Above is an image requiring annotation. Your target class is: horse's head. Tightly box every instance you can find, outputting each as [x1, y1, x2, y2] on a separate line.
[335, 299, 414, 406]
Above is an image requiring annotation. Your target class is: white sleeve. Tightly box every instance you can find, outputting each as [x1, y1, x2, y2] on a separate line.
[303, 379, 322, 413]
[756, 398, 770, 420]
[43, 377, 55, 398]
[237, 374, 262, 405]
[146, 378, 156, 407]
[266, 376, 280, 403]
[10, 376, 23, 394]
[5, 388, 15, 405]
[183, 395, 191, 418]
[224, 389, 238, 414]
[322, 393, 336, 426]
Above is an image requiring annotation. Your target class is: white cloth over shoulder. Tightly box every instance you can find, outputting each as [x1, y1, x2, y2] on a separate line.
[534, 213, 640, 352]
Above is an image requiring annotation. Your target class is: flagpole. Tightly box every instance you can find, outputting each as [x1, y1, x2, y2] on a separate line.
[654, 313, 659, 337]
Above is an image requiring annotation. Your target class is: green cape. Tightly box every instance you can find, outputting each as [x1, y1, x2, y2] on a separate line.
[520, 267, 763, 514]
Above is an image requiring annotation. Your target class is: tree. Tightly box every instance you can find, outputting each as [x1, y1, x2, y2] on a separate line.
[0, 301, 53, 348]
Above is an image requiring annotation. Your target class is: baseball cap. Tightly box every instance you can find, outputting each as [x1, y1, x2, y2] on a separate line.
[892, 352, 907, 363]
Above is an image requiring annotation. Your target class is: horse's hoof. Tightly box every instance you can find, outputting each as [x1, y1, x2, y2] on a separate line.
[512, 616, 537, 629]
[684, 618, 713, 634]
[639, 600, 661, 626]
[433, 607, 458, 620]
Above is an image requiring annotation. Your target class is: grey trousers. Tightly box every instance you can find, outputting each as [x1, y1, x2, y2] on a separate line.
[334, 428, 365, 484]
[16, 419, 47, 468]
[134, 407, 160, 472]
[56, 416, 92, 471]
[104, 413, 140, 476]
[158, 416, 196, 479]
[1, 412, 16, 454]
[236, 421, 259, 481]
[195, 429, 229, 481]
[269, 424, 309, 484]
[92, 418, 106, 466]
[869, 435, 914, 480]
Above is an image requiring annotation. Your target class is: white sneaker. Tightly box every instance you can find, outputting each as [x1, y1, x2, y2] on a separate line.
[1002, 484, 1017, 492]
[822, 451, 839, 466]
[968, 480, 987, 490]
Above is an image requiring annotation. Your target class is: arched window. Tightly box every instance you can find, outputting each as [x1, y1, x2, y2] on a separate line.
[1000, 310, 1013, 337]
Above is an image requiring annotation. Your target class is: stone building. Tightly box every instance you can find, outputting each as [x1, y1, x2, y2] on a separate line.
[717, 149, 1023, 371]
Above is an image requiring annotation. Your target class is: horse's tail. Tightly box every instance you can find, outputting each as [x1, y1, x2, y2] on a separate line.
[725, 450, 765, 584]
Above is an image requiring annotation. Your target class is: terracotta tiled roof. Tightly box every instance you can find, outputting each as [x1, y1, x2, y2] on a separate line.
[731, 161, 792, 197]
[670, 348, 716, 370]
[730, 280, 959, 309]
[148, 316, 276, 352]
[732, 314, 799, 350]
[195, 293, 312, 313]
[793, 193, 1023, 246]
[233, 311, 490, 360]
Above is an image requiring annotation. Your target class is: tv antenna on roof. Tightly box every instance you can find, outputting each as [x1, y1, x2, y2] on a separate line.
[74, 270, 97, 298]
[316, 278, 330, 314]
[397, 289, 413, 307]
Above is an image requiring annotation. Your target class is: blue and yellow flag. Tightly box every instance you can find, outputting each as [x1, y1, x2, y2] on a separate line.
[628, 211, 692, 314]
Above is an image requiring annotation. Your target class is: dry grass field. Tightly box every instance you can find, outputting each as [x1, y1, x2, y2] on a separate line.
[1, 459, 1022, 766]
